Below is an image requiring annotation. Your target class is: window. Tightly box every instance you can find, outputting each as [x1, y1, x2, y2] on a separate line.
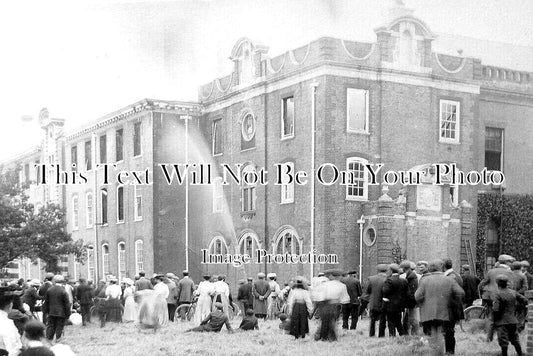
[133, 122, 142, 157]
[347, 88, 369, 133]
[274, 227, 301, 255]
[99, 134, 107, 164]
[72, 195, 79, 230]
[87, 246, 95, 282]
[449, 185, 459, 207]
[485, 127, 503, 172]
[71, 145, 78, 172]
[363, 227, 377, 246]
[118, 242, 126, 281]
[212, 119, 223, 156]
[134, 185, 142, 221]
[281, 96, 294, 138]
[212, 177, 224, 213]
[241, 165, 256, 212]
[101, 188, 108, 225]
[86, 192, 93, 228]
[239, 231, 260, 256]
[116, 128, 124, 162]
[84, 140, 92, 171]
[117, 185, 124, 223]
[24, 164, 30, 184]
[280, 162, 294, 204]
[439, 100, 460, 143]
[346, 157, 368, 201]
[35, 160, 40, 183]
[486, 219, 500, 272]
[102, 244, 110, 276]
[135, 240, 144, 274]
[208, 236, 228, 255]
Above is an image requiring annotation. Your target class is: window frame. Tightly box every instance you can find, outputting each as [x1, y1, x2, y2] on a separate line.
[239, 231, 261, 256]
[117, 185, 124, 223]
[72, 195, 79, 230]
[133, 121, 142, 157]
[86, 192, 93, 228]
[87, 245, 95, 282]
[99, 134, 107, 164]
[273, 227, 301, 255]
[134, 184, 142, 221]
[84, 139, 92, 171]
[102, 243, 110, 276]
[117, 242, 126, 281]
[241, 165, 256, 213]
[115, 128, 124, 163]
[71, 145, 78, 172]
[134, 240, 144, 275]
[212, 177, 224, 213]
[280, 162, 295, 204]
[485, 127, 504, 173]
[345, 157, 369, 201]
[208, 236, 228, 255]
[212, 118, 223, 156]
[346, 88, 369, 134]
[281, 96, 295, 139]
[100, 188, 108, 226]
[439, 99, 461, 144]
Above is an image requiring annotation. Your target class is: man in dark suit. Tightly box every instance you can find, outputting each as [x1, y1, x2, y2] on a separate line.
[237, 277, 254, 312]
[186, 302, 233, 333]
[460, 264, 480, 308]
[38, 273, 54, 324]
[520, 261, 533, 291]
[443, 258, 465, 354]
[135, 271, 153, 291]
[252, 273, 270, 319]
[75, 278, 94, 326]
[341, 270, 362, 330]
[363, 264, 388, 337]
[382, 263, 407, 337]
[176, 270, 195, 320]
[400, 260, 419, 335]
[492, 275, 527, 356]
[44, 275, 71, 341]
[415, 259, 464, 355]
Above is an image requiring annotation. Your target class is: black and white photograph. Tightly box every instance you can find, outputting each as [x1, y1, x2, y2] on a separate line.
[0, 0, 532, 355]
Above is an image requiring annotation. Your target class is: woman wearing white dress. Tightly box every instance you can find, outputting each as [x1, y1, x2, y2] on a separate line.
[194, 275, 215, 325]
[122, 278, 136, 322]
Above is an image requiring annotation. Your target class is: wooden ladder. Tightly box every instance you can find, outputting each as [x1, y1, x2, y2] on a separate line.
[464, 238, 476, 277]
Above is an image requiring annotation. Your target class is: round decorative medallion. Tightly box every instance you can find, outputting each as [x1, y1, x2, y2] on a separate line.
[241, 113, 256, 141]
[363, 227, 377, 247]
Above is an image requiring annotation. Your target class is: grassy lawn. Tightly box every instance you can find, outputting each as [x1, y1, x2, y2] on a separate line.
[60, 317, 523, 356]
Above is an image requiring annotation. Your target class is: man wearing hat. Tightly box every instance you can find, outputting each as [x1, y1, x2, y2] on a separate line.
[22, 280, 42, 317]
[492, 274, 527, 356]
[0, 286, 23, 356]
[382, 264, 408, 336]
[135, 271, 153, 291]
[479, 254, 516, 342]
[43, 275, 71, 341]
[362, 264, 388, 337]
[312, 269, 349, 341]
[509, 261, 528, 333]
[164, 274, 178, 322]
[186, 302, 233, 333]
[252, 273, 270, 319]
[38, 272, 54, 325]
[341, 270, 362, 330]
[75, 278, 94, 326]
[520, 261, 533, 290]
[238, 277, 254, 313]
[460, 264, 480, 308]
[176, 271, 195, 320]
[399, 260, 419, 335]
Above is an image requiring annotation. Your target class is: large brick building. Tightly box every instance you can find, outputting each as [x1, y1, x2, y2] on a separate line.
[2, 3, 532, 288]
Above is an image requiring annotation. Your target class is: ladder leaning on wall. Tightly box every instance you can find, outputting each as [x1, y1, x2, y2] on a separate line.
[464, 238, 476, 277]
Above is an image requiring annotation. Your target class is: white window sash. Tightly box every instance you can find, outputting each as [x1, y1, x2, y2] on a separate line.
[345, 158, 368, 201]
[439, 100, 460, 143]
[346, 89, 369, 133]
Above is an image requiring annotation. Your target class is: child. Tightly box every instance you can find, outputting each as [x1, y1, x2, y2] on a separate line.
[492, 275, 527, 356]
[239, 309, 259, 331]
[278, 313, 290, 333]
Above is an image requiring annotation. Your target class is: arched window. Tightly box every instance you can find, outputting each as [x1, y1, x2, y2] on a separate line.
[118, 242, 126, 281]
[86, 192, 93, 228]
[72, 195, 79, 230]
[274, 227, 301, 255]
[239, 231, 261, 256]
[87, 246, 95, 282]
[102, 244, 110, 276]
[135, 240, 144, 275]
[208, 236, 228, 255]
[101, 188, 108, 225]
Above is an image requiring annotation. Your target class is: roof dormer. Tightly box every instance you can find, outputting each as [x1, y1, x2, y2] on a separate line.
[229, 38, 268, 87]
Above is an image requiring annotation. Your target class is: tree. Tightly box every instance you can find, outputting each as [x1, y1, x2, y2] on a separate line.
[0, 165, 85, 273]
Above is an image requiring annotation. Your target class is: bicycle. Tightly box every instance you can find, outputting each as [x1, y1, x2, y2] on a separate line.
[461, 299, 487, 332]
[174, 298, 197, 322]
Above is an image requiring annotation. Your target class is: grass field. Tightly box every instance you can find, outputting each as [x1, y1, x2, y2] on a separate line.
[60, 317, 524, 356]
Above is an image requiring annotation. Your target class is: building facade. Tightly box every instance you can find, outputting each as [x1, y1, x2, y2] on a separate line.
[2, 4, 532, 288]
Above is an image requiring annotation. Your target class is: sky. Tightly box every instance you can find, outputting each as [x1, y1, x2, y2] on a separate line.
[0, 0, 532, 161]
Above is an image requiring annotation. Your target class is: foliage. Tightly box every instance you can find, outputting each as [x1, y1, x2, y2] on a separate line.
[476, 192, 533, 276]
[0, 165, 85, 273]
[391, 240, 407, 264]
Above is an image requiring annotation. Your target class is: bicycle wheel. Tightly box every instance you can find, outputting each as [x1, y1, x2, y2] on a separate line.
[462, 305, 487, 333]
[174, 304, 191, 322]
[229, 303, 241, 320]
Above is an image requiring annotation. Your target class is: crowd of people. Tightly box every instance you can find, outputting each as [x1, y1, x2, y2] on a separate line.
[1, 254, 532, 356]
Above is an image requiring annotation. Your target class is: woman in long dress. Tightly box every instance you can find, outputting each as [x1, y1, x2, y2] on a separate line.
[287, 278, 313, 339]
[122, 278, 136, 322]
[194, 275, 215, 325]
[105, 277, 123, 323]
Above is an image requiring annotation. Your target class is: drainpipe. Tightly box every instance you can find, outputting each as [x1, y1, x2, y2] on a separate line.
[310, 82, 319, 279]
